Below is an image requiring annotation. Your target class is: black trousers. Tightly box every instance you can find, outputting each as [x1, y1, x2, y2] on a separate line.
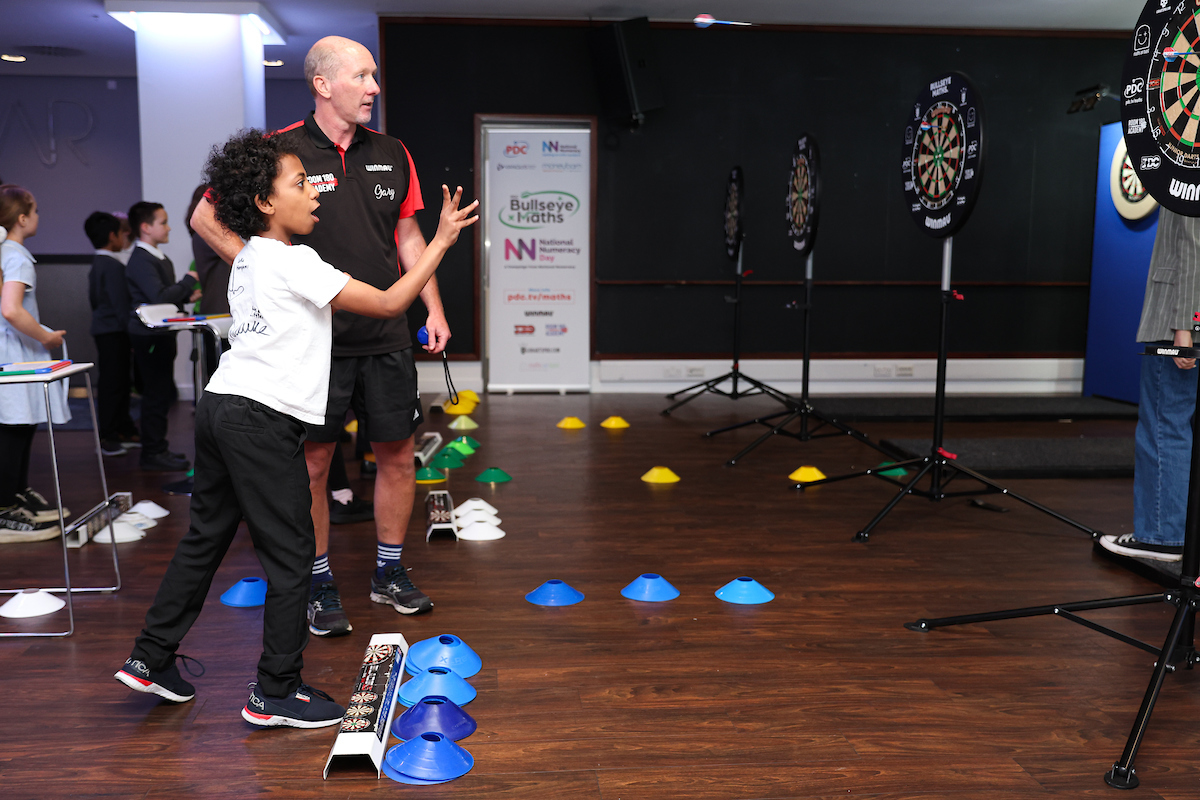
[130, 334, 177, 455]
[0, 424, 36, 506]
[131, 393, 314, 697]
[93, 331, 136, 441]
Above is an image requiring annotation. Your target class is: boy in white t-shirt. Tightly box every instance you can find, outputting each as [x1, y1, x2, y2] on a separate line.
[114, 130, 477, 729]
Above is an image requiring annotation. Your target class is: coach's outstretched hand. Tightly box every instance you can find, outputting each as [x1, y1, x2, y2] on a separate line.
[433, 185, 479, 249]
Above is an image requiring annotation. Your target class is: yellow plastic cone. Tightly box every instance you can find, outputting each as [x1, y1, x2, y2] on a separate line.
[788, 465, 826, 482]
[344, 419, 359, 433]
[556, 416, 586, 429]
[641, 466, 680, 484]
[600, 416, 630, 429]
[444, 399, 477, 416]
[459, 390, 480, 403]
[448, 416, 479, 431]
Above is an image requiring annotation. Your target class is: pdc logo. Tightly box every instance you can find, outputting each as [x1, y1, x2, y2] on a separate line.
[514, 325, 535, 335]
[546, 324, 567, 336]
[504, 141, 529, 158]
[1142, 156, 1162, 170]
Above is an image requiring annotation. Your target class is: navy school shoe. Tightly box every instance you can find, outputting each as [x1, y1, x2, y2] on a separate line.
[114, 654, 205, 703]
[242, 682, 345, 728]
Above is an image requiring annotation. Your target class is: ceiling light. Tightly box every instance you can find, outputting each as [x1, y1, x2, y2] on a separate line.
[1, 54, 27, 62]
[263, 59, 283, 67]
[104, 2, 285, 44]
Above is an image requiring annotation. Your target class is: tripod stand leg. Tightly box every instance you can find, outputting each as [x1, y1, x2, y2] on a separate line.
[1105, 597, 1196, 790]
[854, 459, 936, 542]
[726, 411, 802, 466]
[948, 462, 1104, 537]
[706, 409, 790, 437]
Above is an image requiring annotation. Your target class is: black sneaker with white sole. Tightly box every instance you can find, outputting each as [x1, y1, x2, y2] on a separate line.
[0, 505, 61, 544]
[370, 565, 433, 615]
[329, 494, 374, 525]
[1099, 533, 1184, 562]
[15, 487, 69, 523]
[114, 654, 205, 703]
[242, 682, 345, 728]
[308, 581, 352, 637]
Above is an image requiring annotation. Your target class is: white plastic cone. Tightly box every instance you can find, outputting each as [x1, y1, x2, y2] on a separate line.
[92, 520, 146, 543]
[455, 498, 498, 516]
[455, 510, 501, 529]
[0, 588, 66, 618]
[456, 522, 506, 541]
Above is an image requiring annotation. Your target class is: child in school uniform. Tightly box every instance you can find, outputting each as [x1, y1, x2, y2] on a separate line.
[85, 211, 139, 456]
[0, 184, 71, 541]
[114, 130, 477, 728]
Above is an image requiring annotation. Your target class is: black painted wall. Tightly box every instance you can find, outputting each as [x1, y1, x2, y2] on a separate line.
[383, 21, 1126, 357]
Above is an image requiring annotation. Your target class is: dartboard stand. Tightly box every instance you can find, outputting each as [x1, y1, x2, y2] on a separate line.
[795, 237, 1103, 541]
[903, 338, 1200, 793]
[660, 241, 796, 415]
[705, 249, 896, 466]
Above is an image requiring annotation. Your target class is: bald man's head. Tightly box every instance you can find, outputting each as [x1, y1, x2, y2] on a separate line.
[304, 36, 380, 127]
[304, 36, 369, 97]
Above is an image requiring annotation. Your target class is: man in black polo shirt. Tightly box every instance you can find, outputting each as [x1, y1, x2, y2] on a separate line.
[192, 36, 449, 634]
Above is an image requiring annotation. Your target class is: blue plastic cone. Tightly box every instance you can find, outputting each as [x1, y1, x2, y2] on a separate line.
[620, 573, 681, 602]
[406, 634, 482, 678]
[220, 577, 267, 607]
[525, 579, 584, 606]
[391, 695, 477, 742]
[715, 576, 775, 605]
[382, 732, 474, 784]
[398, 666, 477, 707]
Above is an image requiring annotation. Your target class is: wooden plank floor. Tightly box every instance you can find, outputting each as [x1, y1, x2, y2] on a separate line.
[2, 392, 1195, 800]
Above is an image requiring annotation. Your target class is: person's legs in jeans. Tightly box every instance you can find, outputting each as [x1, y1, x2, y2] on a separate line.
[1133, 353, 1197, 546]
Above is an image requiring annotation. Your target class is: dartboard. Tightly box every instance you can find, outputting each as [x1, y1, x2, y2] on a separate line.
[362, 644, 394, 664]
[1123, 0, 1200, 215]
[724, 166, 743, 261]
[787, 135, 820, 257]
[340, 717, 371, 732]
[1111, 134, 1160, 220]
[901, 72, 984, 237]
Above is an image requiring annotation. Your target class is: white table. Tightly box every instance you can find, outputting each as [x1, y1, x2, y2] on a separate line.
[0, 362, 122, 637]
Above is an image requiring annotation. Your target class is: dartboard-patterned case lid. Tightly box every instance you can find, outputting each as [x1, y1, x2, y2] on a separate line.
[1123, 0, 1200, 216]
[901, 71, 985, 238]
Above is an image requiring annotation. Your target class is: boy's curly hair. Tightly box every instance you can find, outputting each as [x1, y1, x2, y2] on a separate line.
[202, 129, 295, 240]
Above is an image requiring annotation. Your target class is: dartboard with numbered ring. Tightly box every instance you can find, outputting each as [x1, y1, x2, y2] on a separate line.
[900, 71, 985, 237]
[724, 166, 744, 261]
[787, 134, 821, 257]
[1122, 0, 1200, 215]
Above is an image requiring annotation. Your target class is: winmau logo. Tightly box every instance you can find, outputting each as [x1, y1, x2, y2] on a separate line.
[1170, 178, 1200, 201]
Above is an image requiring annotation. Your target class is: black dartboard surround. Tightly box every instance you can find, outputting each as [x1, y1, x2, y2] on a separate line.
[1123, 0, 1200, 216]
[901, 71, 985, 238]
[724, 166, 744, 261]
[787, 134, 820, 257]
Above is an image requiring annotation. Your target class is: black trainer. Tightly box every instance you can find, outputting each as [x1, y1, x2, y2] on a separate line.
[1099, 533, 1183, 562]
[0, 506, 61, 544]
[15, 486, 69, 523]
[242, 682, 345, 728]
[308, 581, 353, 637]
[100, 439, 128, 457]
[329, 493, 374, 525]
[370, 565, 433, 615]
[114, 654, 205, 703]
